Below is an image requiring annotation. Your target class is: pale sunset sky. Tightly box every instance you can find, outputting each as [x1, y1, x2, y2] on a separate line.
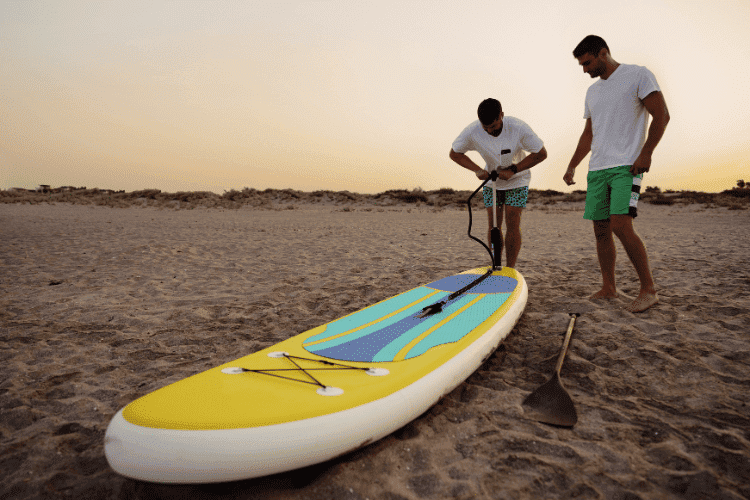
[2, 0, 749, 194]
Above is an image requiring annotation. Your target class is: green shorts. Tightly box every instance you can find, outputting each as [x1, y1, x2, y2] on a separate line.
[483, 186, 529, 208]
[584, 165, 642, 220]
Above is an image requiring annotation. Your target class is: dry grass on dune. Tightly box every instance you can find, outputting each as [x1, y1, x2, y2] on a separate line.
[1, 186, 748, 211]
[0, 187, 460, 211]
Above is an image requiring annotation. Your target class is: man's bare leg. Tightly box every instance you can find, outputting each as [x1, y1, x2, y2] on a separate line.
[610, 215, 659, 312]
[504, 206, 523, 268]
[591, 219, 620, 299]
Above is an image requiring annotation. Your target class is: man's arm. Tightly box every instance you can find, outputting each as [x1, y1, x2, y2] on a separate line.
[450, 149, 489, 180]
[563, 118, 593, 186]
[631, 91, 670, 175]
[496, 147, 548, 181]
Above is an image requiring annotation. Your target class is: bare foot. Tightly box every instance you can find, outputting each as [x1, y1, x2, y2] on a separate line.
[626, 292, 659, 313]
[589, 288, 621, 300]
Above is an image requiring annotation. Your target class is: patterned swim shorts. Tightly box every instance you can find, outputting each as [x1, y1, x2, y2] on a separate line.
[482, 186, 529, 208]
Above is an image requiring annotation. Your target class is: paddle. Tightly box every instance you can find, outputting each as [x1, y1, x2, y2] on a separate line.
[522, 313, 580, 427]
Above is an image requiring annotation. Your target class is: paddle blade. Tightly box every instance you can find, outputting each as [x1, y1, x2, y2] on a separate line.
[522, 374, 578, 427]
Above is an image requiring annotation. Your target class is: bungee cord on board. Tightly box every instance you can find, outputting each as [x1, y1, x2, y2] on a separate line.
[226, 353, 380, 389]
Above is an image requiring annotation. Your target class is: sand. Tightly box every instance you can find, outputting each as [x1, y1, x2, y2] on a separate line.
[1, 200, 749, 499]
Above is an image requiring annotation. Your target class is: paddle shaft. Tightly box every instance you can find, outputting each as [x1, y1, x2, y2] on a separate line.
[554, 313, 580, 375]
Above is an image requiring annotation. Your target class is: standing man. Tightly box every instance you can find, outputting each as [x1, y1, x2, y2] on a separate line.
[564, 35, 670, 313]
[450, 98, 547, 269]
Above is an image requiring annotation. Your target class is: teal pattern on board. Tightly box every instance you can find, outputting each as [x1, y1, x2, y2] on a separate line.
[304, 274, 517, 362]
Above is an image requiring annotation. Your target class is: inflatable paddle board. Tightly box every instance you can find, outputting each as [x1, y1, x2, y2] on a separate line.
[105, 266, 527, 483]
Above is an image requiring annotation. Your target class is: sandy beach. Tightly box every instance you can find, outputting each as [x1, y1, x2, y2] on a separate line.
[1, 196, 749, 499]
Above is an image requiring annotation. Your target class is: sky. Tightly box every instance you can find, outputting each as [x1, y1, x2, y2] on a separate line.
[2, 0, 749, 194]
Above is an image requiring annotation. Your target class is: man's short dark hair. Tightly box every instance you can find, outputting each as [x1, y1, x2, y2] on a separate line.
[573, 35, 609, 58]
[477, 98, 502, 126]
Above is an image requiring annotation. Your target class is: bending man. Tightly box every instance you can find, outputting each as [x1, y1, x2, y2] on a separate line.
[450, 98, 547, 269]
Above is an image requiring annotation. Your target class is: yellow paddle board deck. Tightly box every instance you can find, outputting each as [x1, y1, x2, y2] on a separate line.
[105, 266, 527, 483]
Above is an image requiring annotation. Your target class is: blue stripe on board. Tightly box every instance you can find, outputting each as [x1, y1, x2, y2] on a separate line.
[426, 275, 517, 294]
[304, 288, 450, 355]
[303, 273, 519, 362]
[308, 293, 478, 362]
[303, 286, 441, 345]
[404, 292, 511, 359]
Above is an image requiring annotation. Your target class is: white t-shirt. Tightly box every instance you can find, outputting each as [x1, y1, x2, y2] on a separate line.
[584, 64, 661, 171]
[452, 116, 544, 190]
